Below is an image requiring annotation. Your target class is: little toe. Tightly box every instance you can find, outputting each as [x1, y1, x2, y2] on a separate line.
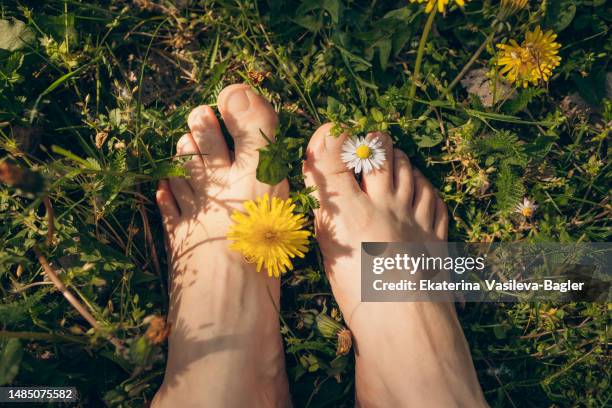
[187, 105, 231, 169]
[303, 123, 363, 205]
[217, 84, 278, 174]
[392, 149, 415, 204]
[169, 135, 199, 213]
[360, 132, 394, 200]
[156, 179, 180, 223]
[412, 169, 437, 232]
[176, 133, 205, 191]
[168, 177, 195, 215]
[434, 196, 449, 241]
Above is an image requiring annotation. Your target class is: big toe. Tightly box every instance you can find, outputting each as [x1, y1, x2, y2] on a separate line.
[303, 123, 363, 206]
[217, 84, 278, 174]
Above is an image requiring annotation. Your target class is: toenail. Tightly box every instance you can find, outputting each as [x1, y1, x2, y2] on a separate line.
[225, 88, 251, 113]
[189, 107, 211, 128]
[177, 136, 191, 148]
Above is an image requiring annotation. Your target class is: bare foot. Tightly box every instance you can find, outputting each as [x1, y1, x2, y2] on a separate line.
[152, 84, 290, 407]
[303, 124, 487, 407]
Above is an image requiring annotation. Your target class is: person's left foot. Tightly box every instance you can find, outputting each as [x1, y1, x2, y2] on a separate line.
[303, 124, 487, 407]
[152, 84, 290, 407]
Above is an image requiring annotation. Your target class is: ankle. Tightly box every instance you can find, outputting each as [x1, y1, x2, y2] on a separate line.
[350, 302, 487, 407]
[154, 356, 290, 408]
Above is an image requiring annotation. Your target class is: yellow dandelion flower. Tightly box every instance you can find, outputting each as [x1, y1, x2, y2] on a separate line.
[227, 194, 311, 278]
[408, 0, 466, 13]
[497, 0, 528, 21]
[501, 0, 528, 10]
[497, 26, 561, 87]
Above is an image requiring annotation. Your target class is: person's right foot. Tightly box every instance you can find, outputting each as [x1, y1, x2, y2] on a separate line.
[303, 124, 488, 407]
[153, 84, 290, 408]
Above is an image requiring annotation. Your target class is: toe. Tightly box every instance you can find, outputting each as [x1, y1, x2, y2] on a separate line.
[156, 179, 180, 223]
[412, 169, 436, 232]
[217, 84, 278, 173]
[168, 177, 195, 214]
[392, 149, 414, 204]
[187, 105, 231, 168]
[360, 132, 394, 200]
[303, 123, 363, 204]
[169, 135, 198, 213]
[434, 196, 449, 240]
[176, 133, 205, 191]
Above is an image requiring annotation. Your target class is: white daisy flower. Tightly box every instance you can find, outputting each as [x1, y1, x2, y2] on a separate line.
[515, 197, 538, 217]
[341, 136, 386, 174]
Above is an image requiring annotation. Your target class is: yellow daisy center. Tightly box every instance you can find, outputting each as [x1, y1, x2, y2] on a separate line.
[355, 145, 372, 159]
[522, 207, 533, 217]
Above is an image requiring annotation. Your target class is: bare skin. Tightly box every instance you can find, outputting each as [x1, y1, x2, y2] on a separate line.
[154, 83, 487, 407]
[303, 124, 488, 407]
[152, 84, 290, 407]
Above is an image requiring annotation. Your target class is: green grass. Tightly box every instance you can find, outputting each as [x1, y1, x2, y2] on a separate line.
[0, 0, 610, 406]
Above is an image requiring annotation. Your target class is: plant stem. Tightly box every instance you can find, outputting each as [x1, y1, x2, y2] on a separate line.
[43, 196, 55, 246]
[33, 245, 123, 350]
[406, 9, 437, 118]
[137, 192, 167, 311]
[447, 30, 495, 92]
[413, 30, 496, 126]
